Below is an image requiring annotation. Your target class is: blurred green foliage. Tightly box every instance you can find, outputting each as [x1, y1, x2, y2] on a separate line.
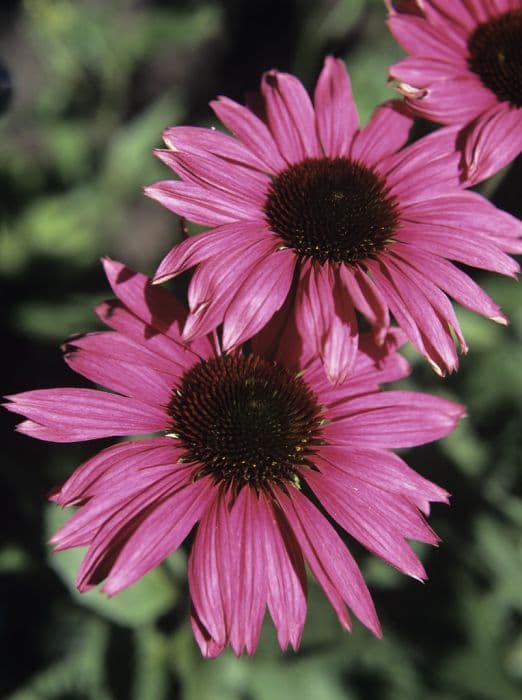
[1, 1, 521, 698]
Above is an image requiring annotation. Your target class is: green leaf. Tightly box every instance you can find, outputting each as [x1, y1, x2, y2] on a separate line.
[46, 504, 178, 628]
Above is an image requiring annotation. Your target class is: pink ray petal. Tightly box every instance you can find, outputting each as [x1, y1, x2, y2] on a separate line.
[262, 70, 322, 163]
[276, 487, 382, 637]
[5, 389, 169, 442]
[327, 390, 465, 448]
[211, 96, 287, 173]
[162, 125, 268, 171]
[314, 56, 358, 157]
[350, 100, 413, 166]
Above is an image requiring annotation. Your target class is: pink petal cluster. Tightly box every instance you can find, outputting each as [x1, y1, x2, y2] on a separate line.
[146, 57, 521, 384]
[386, 0, 522, 182]
[5, 259, 464, 656]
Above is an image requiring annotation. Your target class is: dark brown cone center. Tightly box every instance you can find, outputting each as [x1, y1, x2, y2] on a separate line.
[468, 9, 522, 108]
[168, 354, 323, 491]
[264, 157, 399, 265]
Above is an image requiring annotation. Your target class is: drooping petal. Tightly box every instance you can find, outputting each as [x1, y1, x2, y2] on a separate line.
[154, 221, 268, 284]
[50, 438, 183, 506]
[258, 493, 307, 651]
[183, 237, 282, 343]
[381, 256, 460, 371]
[306, 466, 429, 580]
[315, 444, 449, 514]
[275, 487, 382, 637]
[188, 490, 236, 652]
[222, 247, 296, 351]
[397, 226, 519, 277]
[463, 104, 522, 185]
[339, 266, 390, 345]
[295, 262, 358, 384]
[103, 477, 214, 595]
[227, 488, 269, 656]
[391, 244, 509, 323]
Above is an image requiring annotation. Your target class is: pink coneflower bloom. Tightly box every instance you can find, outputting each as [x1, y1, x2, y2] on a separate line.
[145, 57, 521, 383]
[5, 259, 463, 657]
[386, 0, 522, 182]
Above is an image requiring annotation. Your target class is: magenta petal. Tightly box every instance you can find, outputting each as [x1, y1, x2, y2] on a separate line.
[262, 70, 321, 163]
[162, 125, 267, 171]
[397, 75, 496, 125]
[389, 55, 465, 85]
[5, 388, 169, 442]
[418, 0, 477, 30]
[381, 257, 460, 372]
[317, 444, 449, 514]
[387, 15, 466, 60]
[222, 248, 295, 351]
[51, 438, 182, 506]
[276, 487, 382, 637]
[393, 244, 508, 323]
[56, 464, 192, 556]
[154, 221, 267, 284]
[310, 457, 438, 544]
[227, 488, 269, 655]
[74, 467, 199, 590]
[366, 260, 432, 367]
[103, 478, 213, 595]
[144, 179, 260, 225]
[328, 390, 465, 448]
[258, 493, 307, 651]
[211, 96, 287, 173]
[402, 191, 522, 254]
[314, 56, 358, 157]
[191, 606, 226, 659]
[350, 100, 413, 166]
[295, 263, 358, 384]
[182, 237, 280, 342]
[310, 331, 410, 409]
[63, 332, 175, 406]
[154, 150, 270, 208]
[340, 267, 390, 345]
[103, 258, 185, 326]
[306, 467, 428, 580]
[188, 491, 236, 651]
[386, 254, 468, 353]
[95, 300, 205, 374]
[189, 488, 271, 656]
[463, 104, 522, 184]
[397, 226, 519, 278]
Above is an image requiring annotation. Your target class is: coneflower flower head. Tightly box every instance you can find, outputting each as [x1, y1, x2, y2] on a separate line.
[386, 0, 522, 182]
[146, 57, 521, 384]
[5, 259, 464, 657]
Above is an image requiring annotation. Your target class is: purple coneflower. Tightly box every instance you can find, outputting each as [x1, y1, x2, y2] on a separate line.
[145, 57, 521, 383]
[386, 0, 522, 182]
[5, 259, 463, 657]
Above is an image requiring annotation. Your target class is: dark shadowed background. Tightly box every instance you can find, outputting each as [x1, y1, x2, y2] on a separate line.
[1, 1, 521, 698]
